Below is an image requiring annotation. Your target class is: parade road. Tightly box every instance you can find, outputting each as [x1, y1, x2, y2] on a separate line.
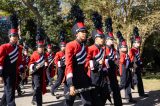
[0, 78, 160, 106]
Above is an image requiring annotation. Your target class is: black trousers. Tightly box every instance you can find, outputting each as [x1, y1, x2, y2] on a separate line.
[119, 67, 127, 90]
[108, 68, 122, 106]
[100, 83, 111, 106]
[64, 64, 92, 106]
[32, 71, 43, 106]
[90, 70, 110, 106]
[51, 67, 65, 93]
[22, 70, 29, 85]
[17, 74, 23, 93]
[135, 67, 145, 96]
[1, 73, 16, 106]
[22, 77, 28, 85]
[46, 66, 52, 85]
[119, 68, 133, 99]
[64, 83, 92, 106]
[90, 86, 103, 106]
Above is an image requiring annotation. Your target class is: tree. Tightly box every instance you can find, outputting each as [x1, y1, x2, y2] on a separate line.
[0, 0, 69, 46]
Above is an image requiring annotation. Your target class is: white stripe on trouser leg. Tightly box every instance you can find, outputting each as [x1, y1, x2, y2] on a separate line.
[67, 73, 73, 79]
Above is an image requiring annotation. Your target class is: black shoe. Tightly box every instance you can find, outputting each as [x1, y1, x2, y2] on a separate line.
[0, 101, 7, 106]
[50, 87, 55, 96]
[51, 92, 55, 96]
[140, 94, 148, 97]
[24, 81, 28, 85]
[31, 100, 37, 105]
[128, 99, 137, 103]
[119, 86, 123, 90]
[127, 93, 137, 103]
[18, 91, 25, 96]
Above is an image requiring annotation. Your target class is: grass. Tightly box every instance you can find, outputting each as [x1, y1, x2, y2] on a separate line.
[143, 79, 160, 91]
[117, 76, 160, 91]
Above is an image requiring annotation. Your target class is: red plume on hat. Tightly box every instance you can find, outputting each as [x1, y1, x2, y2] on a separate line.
[70, 4, 87, 35]
[91, 11, 104, 39]
[105, 17, 114, 39]
[132, 26, 141, 42]
[8, 12, 18, 36]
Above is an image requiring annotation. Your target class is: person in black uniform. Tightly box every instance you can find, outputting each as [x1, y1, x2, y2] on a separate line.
[45, 39, 55, 86]
[22, 44, 30, 85]
[15, 39, 25, 96]
[51, 30, 66, 95]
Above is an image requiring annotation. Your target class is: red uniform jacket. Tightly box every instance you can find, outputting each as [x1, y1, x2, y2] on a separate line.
[105, 46, 119, 76]
[119, 52, 130, 76]
[29, 51, 47, 94]
[65, 40, 87, 86]
[0, 43, 23, 84]
[46, 52, 54, 64]
[46, 52, 55, 77]
[54, 51, 65, 67]
[18, 45, 24, 72]
[85, 44, 105, 77]
[105, 46, 117, 68]
[129, 47, 142, 66]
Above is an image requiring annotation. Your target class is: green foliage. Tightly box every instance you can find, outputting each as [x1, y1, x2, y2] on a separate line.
[0, 0, 71, 46]
[143, 72, 160, 79]
[0, 0, 160, 73]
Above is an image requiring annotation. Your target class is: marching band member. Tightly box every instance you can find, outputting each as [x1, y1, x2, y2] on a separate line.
[51, 30, 66, 95]
[129, 27, 148, 97]
[0, 13, 24, 106]
[64, 5, 92, 106]
[29, 27, 48, 105]
[104, 17, 122, 106]
[117, 31, 136, 103]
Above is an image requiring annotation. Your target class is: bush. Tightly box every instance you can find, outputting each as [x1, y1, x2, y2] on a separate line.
[143, 72, 160, 79]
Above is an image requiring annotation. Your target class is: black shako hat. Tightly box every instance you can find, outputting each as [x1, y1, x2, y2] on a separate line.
[70, 4, 87, 35]
[116, 31, 127, 48]
[8, 12, 19, 37]
[91, 11, 105, 39]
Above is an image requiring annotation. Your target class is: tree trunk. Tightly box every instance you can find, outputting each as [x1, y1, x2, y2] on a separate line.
[21, 0, 43, 24]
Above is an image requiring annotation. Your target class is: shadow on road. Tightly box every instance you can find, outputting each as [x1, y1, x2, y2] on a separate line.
[45, 100, 82, 106]
[43, 99, 64, 106]
[133, 90, 160, 106]
[44, 97, 83, 106]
